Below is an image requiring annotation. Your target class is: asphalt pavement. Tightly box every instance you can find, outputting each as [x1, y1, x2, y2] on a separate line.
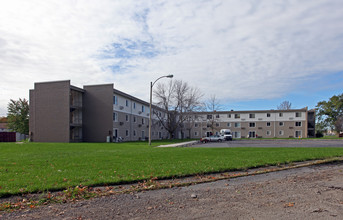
[191, 139, 343, 148]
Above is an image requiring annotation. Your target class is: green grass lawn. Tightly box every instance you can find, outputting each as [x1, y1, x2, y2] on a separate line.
[1, 141, 343, 197]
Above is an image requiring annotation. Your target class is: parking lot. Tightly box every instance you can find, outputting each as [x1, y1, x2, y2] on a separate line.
[191, 139, 343, 148]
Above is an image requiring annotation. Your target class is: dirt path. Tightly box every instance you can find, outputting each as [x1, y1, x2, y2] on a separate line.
[1, 162, 343, 220]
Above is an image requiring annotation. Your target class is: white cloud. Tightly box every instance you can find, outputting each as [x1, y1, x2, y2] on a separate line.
[0, 0, 343, 115]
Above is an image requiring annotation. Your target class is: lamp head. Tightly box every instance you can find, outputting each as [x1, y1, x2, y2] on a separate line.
[167, 74, 174, 78]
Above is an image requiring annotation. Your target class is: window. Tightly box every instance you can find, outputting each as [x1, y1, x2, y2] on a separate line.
[126, 130, 129, 136]
[295, 121, 302, 127]
[279, 113, 283, 117]
[133, 102, 136, 109]
[195, 123, 198, 128]
[279, 122, 284, 126]
[142, 105, 145, 112]
[234, 131, 241, 138]
[249, 122, 256, 127]
[194, 131, 198, 136]
[133, 130, 136, 136]
[249, 131, 256, 138]
[216, 123, 219, 127]
[227, 114, 231, 118]
[142, 118, 145, 124]
[249, 113, 255, 118]
[207, 115, 213, 119]
[125, 100, 129, 107]
[133, 116, 136, 123]
[267, 113, 271, 117]
[141, 130, 145, 139]
[267, 122, 271, 127]
[279, 130, 284, 135]
[266, 130, 271, 136]
[126, 115, 129, 122]
[113, 96, 118, 105]
[113, 112, 118, 122]
[296, 112, 302, 117]
[235, 114, 240, 119]
[234, 122, 241, 128]
[216, 114, 220, 118]
[227, 123, 231, 127]
[295, 130, 302, 138]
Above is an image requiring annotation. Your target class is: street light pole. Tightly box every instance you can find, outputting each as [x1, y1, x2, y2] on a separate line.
[149, 74, 173, 145]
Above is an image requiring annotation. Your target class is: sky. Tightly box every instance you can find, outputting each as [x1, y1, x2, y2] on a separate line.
[1, 0, 343, 116]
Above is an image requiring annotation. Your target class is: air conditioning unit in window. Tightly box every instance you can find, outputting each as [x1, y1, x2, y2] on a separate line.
[138, 111, 142, 114]
[138, 124, 142, 127]
[119, 122, 124, 126]
[119, 106, 124, 110]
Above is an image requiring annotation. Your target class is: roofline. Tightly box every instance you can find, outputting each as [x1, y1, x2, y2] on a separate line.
[34, 80, 70, 85]
[70, 85, 85, 93]
[113, 89, 164, 111]
[189, 108, 309, 115]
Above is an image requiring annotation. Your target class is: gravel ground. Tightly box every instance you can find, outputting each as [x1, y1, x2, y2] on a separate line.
[1, 162, 343, 220]
[192, 139, 343, 148]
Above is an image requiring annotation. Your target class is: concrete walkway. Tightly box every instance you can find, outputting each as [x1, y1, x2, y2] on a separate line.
[157, 140, 198, 148]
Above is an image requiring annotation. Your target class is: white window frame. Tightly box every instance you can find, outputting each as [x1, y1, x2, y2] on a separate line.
[295, 130, 302, 138]
[295, 121, 302, 127]
[113, 112, 118, 122]
[113, 96, 118, 105]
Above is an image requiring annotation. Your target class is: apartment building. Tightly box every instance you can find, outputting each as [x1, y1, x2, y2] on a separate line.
[29, 80, 167, 143]
[29, 80, 315, 142]
[179, 108, 315, 139]
[112, 89, 168, 141]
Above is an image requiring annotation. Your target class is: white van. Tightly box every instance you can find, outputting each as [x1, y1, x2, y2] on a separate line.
[220, 129, 233, 141]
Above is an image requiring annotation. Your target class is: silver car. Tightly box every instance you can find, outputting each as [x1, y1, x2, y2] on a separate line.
[201, 135, 225, 143]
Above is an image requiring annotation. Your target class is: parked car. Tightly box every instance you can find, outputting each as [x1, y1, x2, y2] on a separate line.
[200, 135, 225, 143]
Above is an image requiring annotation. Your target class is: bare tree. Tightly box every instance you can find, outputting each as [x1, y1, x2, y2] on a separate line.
[153, 80, 203, 139]
[277, 101, 292, 110]
[205, 95, 222, 134]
